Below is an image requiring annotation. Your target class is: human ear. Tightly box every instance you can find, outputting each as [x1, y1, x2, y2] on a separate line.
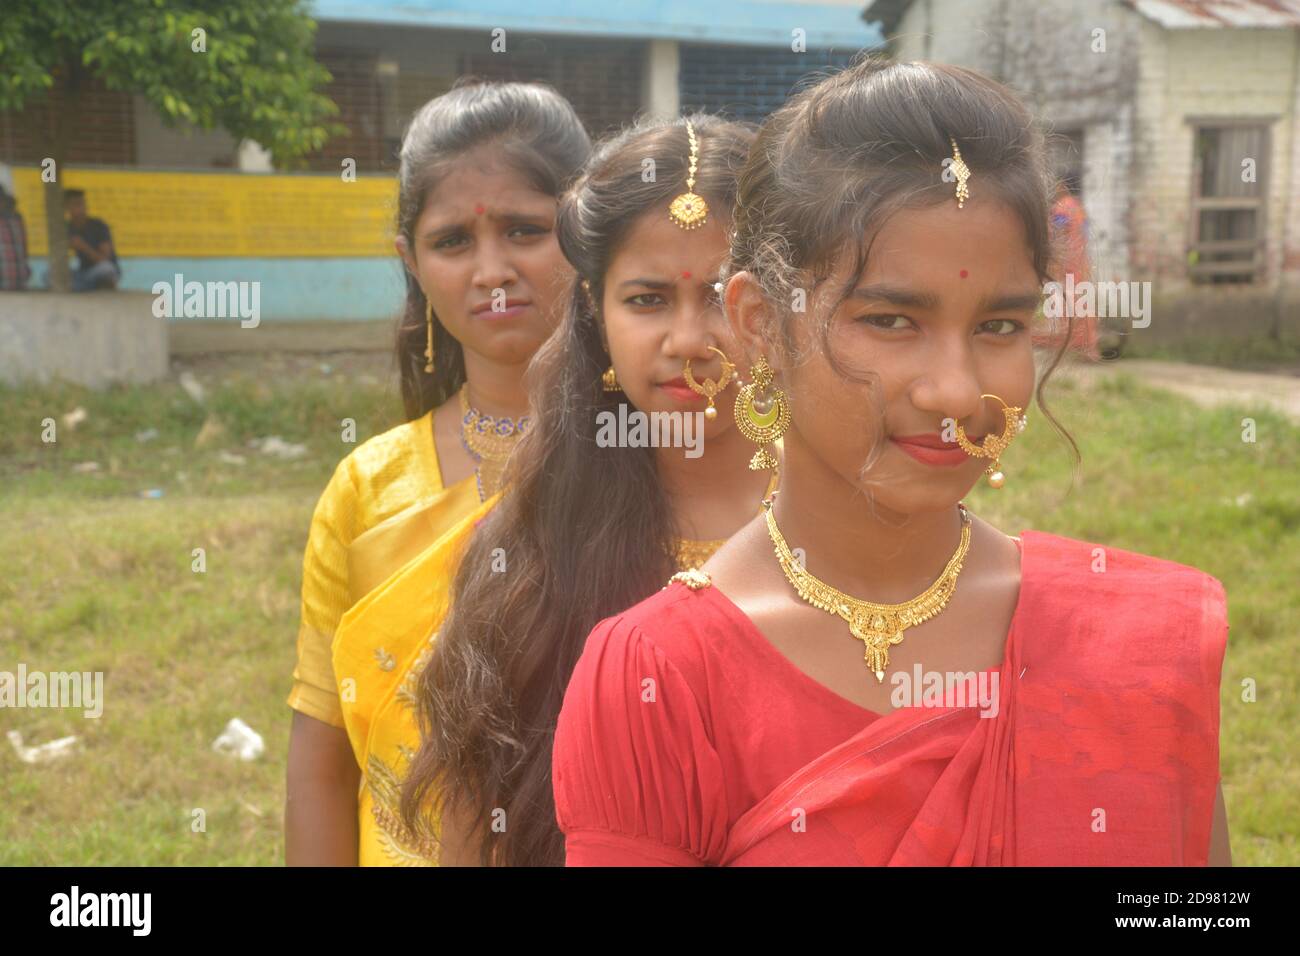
[724, 271, 774, 367]
[394, 235, 418, 278]
[580, 279, 610, 350]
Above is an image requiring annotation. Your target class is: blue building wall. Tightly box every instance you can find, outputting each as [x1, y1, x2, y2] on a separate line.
[29, 257, 406, 322]
[313, 0, 883, 49]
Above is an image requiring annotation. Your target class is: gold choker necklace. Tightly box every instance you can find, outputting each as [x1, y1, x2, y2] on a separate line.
[458, 385, 531, 501]
[763, 497, 972, 683]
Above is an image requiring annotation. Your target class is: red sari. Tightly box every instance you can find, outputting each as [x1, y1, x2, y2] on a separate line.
[552, 530, 1228, 866]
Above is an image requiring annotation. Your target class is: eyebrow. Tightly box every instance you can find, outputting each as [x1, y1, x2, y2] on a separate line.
[617, 278, 671, 291]
[849, 284, 940, 310]
[421, 210, 553, 240]
[616, 275, 719, 291]
[849, 284, 1042, 313]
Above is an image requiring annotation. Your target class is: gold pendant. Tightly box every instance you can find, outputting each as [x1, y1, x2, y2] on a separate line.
[847, 611, 907, 683]
[669, 191, 709, 230]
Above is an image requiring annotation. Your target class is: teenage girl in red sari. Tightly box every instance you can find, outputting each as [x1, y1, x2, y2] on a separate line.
[552, 58, 1231, 866]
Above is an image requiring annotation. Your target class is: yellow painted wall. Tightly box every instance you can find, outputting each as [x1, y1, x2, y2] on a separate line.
[12, 167, 396, 258]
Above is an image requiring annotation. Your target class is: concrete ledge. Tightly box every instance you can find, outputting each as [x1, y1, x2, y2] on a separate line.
[168, 319, 394, 355]
[0, 291, 168, 388]
[1146, 289, 1297, 343]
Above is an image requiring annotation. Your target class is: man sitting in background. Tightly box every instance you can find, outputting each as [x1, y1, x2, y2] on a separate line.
[0, 186, 31, 291]
[65, 188, 120, 291]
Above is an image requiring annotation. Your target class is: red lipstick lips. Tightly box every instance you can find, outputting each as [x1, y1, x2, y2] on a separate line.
[658, 376, 702, 402]
[890, 432, 978, 468]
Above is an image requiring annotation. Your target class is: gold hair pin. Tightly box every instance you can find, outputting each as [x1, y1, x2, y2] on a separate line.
[949, 137, 970, 209]
[669, 121, 709, 230]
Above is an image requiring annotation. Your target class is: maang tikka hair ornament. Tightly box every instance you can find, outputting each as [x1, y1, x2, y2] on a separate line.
[948, 137, 970, 209]
[668, 121, 709, 230]
[953, 394, 1027, 488]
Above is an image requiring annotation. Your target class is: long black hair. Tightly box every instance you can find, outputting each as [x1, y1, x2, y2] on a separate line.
[401, 114, 757, 866]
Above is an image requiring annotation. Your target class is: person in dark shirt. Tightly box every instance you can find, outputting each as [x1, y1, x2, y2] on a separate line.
[0, 187, 31, 291]
[64, 189, 120, 291]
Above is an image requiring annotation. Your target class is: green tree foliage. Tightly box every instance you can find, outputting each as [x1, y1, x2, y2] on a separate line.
[0, 0, 343, 290]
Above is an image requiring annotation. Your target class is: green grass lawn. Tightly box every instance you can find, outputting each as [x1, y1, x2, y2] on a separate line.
[0, 357, 1296, 865]
[1123, 331, 1300, 372]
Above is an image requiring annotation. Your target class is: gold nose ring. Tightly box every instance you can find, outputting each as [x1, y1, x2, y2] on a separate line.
[952, 393, 1027, 488]
[682, 346, 736, 421]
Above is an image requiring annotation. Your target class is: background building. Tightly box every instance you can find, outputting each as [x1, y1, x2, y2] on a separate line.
[866, 0, 1300, 344]
[0, 1, 882, 325]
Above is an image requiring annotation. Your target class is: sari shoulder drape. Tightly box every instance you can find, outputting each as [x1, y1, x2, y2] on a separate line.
[333, 490, 501, 866]
[998, 529, 1228, 865]
[721, 529, 1229, 866]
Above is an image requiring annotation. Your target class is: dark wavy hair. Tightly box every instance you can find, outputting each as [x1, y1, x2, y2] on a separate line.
[393, 79, 592, 419]
[401, 114, 757, 866]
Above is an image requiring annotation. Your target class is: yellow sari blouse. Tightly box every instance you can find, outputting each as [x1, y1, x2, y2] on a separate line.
[287, 410, 478, 728]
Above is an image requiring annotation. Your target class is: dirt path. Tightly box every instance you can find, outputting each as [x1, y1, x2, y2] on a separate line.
[1062, 359, 1300, 421]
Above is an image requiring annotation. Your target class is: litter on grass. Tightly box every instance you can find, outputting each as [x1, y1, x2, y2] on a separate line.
[7, 730, 80, 765]
[212, 718, 264, 761]
[248, 436, 307, 460]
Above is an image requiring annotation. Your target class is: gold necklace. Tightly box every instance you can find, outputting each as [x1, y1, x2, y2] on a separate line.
[674, 537, 724, 572]
[458, 385, 531, 501]
[764, 497, 972, 683]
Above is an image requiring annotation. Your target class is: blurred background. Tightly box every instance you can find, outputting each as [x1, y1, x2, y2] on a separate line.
[1, 0, 1296, 865]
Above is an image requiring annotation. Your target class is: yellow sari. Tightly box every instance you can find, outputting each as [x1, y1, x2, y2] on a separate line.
[287, 409, 484, 867]
[288, 410, 473, 730]
[333, 491, 500, 866]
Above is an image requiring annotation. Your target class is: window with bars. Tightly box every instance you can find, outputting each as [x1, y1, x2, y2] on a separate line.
[1189, 122, 1268, 284]
[678, 45, 859, 123]
[460, 37, 644, 140]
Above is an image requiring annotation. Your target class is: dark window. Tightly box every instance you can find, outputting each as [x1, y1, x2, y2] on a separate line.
[1190, 123, 1267, 284]
[678, 44, 861, 123]
[460, 36, 644, 140]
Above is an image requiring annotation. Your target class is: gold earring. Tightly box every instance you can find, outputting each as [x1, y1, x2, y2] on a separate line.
[733, 355, 790, 472]
[602, 364, 620, 392]
[953, 393, 1026, 488]
[587, 282, 618, 391]
[424, 298, 435, 373]
[682, 346, 735, 420]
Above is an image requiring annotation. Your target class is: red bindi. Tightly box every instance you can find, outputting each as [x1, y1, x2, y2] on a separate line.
[960, 269, 969, 278]
[474, 204, 485, 215]
[681, 271, 691, 279]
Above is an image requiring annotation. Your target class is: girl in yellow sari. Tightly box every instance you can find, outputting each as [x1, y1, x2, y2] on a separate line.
[283, 81, 590, 865]
[333, 115, 776, 865]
